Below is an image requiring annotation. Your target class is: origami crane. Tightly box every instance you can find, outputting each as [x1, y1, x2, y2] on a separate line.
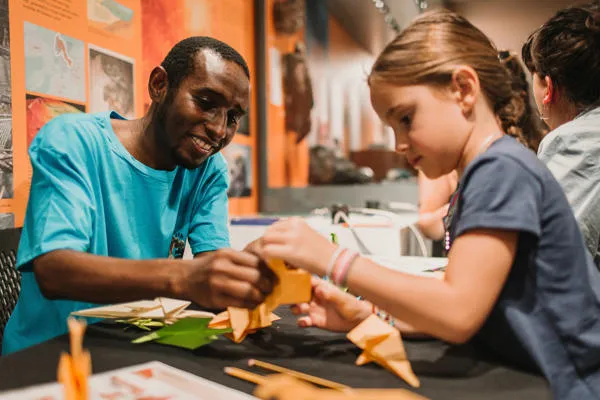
[347, 315, 420, 388]
[209, 259, 312, 343]
[57, 318, 92, 400]
[209, 305, 281, 343]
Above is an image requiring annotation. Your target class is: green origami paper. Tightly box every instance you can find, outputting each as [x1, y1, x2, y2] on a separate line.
[132, 317, 232, 350]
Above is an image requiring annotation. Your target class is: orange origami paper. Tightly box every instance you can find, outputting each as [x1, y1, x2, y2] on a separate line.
[57, 318, 92, 400]
[209, 259, 311, 343]
[347, 315, 420, 388]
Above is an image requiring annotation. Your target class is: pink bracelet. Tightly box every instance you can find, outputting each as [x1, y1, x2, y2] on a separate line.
[325, 246, 345, 279]
[331, 249, 359, 286]
[327, 248, 348, 282]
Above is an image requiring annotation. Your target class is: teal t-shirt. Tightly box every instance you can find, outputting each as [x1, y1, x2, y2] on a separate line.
[2, 111, 230, 354]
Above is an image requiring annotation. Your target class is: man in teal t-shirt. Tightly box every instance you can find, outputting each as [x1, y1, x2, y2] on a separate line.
[3, 37, 274, 354]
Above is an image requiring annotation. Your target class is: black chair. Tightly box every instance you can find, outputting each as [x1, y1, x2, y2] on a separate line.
[0, 227, 22, 351]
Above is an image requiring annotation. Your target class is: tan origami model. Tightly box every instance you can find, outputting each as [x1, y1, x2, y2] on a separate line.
[225, 360, 428, 399]
[209, 259, 311, 342]
[70, 297, 215, 323]
[347, 315, 420, 388]
[57, 318, 92, 400]
[254, 374, 428, 399]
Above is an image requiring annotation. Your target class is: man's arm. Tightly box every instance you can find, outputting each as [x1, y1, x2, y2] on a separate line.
[24, 121, 273, 309]
[34, 248, 274, 309]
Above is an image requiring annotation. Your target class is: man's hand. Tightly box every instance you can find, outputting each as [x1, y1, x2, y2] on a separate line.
[178, 248, 276, 309]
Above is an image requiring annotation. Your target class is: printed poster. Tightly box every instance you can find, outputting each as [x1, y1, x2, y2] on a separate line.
[223, 143, 252, 198]
[0, 0, 12, 227]
[88, 45, 135, 118]
[3, 0, 143, 227]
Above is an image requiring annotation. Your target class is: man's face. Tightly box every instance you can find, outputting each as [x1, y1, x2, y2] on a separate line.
[154, 50, 250, 169]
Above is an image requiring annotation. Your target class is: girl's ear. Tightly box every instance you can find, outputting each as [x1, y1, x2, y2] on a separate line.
[450, 67, 480, 116]
[542, 75, 554, 105]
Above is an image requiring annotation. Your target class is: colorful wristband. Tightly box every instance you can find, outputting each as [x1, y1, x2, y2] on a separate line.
[372, 305, 395, 328]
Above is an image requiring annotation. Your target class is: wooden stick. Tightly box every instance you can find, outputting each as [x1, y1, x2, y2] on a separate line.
[224, 367, 267, 386]
[248, 359, 349, 390]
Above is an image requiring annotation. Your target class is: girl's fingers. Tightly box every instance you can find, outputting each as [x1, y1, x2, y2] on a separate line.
[290, 303, 310, 315]
[297, 316, 314, 328]
[294, 302, 311, 314]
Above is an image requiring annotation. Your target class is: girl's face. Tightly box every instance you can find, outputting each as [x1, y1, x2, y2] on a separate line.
[370, 80, 471, 179]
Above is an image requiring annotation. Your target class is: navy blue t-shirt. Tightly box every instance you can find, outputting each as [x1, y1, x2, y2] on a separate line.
[449, 135, 600, 399]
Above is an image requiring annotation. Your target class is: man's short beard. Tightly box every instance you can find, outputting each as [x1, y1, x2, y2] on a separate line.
[154, 89, 195, 169]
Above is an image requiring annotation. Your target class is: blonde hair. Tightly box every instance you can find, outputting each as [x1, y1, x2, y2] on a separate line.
[369, 10, 527, 145]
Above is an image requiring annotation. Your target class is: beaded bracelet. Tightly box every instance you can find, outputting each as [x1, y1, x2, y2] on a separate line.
[372, 304, 396, 327]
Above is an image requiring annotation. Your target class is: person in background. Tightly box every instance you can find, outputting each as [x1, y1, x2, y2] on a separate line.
[253, 10, 600, 399]
[522, 3, 600, 267]
[417, 50, 545, 241]
[2, 37, 275, 355]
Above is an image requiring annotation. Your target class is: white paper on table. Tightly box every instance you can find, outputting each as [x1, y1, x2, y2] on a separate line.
[0, 361, 256, 399]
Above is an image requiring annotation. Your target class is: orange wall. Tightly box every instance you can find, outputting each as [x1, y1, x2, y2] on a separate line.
[2, 0, 257, 229]
[142, 0, 258, 215]
[264, 5, 380, 189]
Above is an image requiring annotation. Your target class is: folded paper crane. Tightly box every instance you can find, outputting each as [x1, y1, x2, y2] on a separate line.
[347, 315, 420, 388]
[57, 318, 91, 400]
[209, 259, 312, 343]
[71, 297, 214, 324]
[209, 306, 281, 343]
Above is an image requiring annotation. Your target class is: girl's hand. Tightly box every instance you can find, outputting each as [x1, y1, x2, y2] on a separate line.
[261, 218, 335, 275]
[291, 277, 371, 332]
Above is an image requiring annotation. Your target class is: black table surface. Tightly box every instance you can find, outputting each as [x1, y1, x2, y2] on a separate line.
[0, 308, 550, 399]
